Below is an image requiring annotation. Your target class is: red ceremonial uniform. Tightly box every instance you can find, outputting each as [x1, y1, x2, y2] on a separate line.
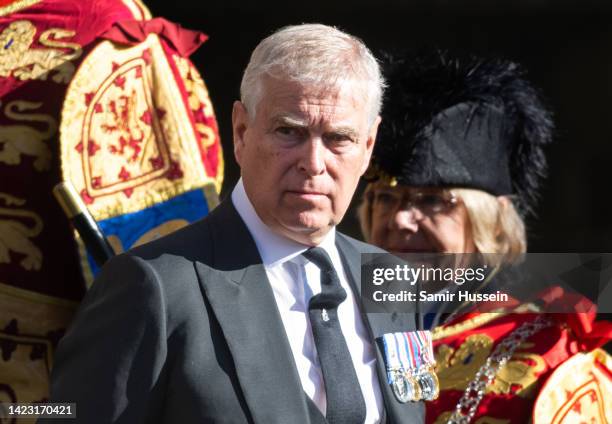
[426, 305, 612, 423]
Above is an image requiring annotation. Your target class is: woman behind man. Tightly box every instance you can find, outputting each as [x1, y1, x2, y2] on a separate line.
[359, 51, 612, 423]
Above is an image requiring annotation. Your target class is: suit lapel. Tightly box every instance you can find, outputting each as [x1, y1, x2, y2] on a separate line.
[336, 234, 425, 424]
[194, 200, 314, 424]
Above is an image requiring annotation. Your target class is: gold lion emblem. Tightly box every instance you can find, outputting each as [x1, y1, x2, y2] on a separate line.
[0, 193, 43, 271]
[0, 100, 57, 172]
[436, 333, 547, 398]
[0, 20, 82, 83]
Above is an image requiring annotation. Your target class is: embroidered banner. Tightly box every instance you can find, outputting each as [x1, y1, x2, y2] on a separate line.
[60, 20, 223, 283]
[0, 0, 223, 415]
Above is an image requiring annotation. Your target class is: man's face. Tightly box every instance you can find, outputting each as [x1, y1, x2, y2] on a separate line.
[233, 76, 379, 245]
[369, 185, 476, 254]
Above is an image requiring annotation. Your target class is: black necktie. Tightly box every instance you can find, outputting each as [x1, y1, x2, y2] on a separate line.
[303, 247, 367, 424]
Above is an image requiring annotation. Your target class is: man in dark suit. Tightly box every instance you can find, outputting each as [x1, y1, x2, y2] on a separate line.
[45, 24, 424, 423]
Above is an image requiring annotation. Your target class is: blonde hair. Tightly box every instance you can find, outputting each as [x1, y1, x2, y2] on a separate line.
[453, 188, 526, 262]
[358, 184, 526, 263]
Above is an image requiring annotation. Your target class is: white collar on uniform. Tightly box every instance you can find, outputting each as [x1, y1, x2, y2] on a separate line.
[231, 178, 337, 268]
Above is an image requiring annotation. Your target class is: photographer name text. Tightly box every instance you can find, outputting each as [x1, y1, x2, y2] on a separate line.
[372, 290, 508, 303]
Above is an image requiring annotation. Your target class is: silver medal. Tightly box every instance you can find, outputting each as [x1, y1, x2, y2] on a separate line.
[391, 371, 419, 403]
[416, 369, 439, 401]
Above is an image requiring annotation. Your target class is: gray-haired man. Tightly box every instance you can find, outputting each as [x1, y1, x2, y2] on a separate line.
[46, 24, 424, 424]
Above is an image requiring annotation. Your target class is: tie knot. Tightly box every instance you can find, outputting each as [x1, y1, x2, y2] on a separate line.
[303, 247, 334, 271]
[303, 247, 346, 308]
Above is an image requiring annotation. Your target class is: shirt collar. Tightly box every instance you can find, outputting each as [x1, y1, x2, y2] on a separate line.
[231, 178, 337, 267]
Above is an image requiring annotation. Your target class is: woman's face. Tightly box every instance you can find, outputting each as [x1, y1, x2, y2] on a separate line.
[368, 185, 477, 254]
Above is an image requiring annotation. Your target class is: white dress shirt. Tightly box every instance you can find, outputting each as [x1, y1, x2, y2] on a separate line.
[232, 179, 383, 424]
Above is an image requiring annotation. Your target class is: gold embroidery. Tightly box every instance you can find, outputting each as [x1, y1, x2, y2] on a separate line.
[0, 20, 82, 83]
[0, 193, 43, 271]
[437, 334, 494, 391]
[433, 411, 511, 424]
[173, 55, 224, 192]
[195, 123, 217, 149]
[436, 334, 546, 398]
[0, 100, 57, 171]
[495, 344, 547, 399]
[174, 56, 216, 119]
[432, 313, 505, 341]
[0, 0, 41, 17]
[432, 303, 542, 341]
[0, 282, 76, 405]
[533, 349, 612, 424]
[80, 58, 173, 198]
[61, 34, 220, 220]
[432, 412, 452, 424]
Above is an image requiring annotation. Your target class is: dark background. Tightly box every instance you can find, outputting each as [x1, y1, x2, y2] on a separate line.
[147, 0, 612, 252]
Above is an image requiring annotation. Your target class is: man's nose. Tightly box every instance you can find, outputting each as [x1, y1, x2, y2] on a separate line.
[389, 207, 422, 232]
[297, 138, 326, 176]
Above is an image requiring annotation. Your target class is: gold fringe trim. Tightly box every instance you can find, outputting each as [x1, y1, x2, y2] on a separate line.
[0, 0, 41, 17]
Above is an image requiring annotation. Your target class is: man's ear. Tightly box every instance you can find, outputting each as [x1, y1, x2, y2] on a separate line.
[232, 101, 249, 166]
[361, 115, 381, 175]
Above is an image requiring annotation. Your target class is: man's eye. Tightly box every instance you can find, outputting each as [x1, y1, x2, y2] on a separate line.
[325, 133, 354, 144]
[275, 126, 300, 137]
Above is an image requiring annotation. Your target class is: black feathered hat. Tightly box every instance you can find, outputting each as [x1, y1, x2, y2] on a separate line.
[366, 50, 554, 217]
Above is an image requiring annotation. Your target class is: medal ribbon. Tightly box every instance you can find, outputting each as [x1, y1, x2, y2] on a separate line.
[381, 333, 402, 384]
[381, 330, 435, 383]
[412, 330, 435, 366]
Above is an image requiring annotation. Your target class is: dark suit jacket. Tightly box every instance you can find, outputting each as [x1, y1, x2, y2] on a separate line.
[44, 199, 425, 424]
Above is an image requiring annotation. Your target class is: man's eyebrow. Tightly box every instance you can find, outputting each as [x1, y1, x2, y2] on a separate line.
[326, 126, 359, 140]
[271, 115, 360, 140]
[271, 115, 308, 128]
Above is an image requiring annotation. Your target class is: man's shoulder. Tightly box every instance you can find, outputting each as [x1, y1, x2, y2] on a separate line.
[94, 218, 213, 295]
[90, 215, 218, 321]
[128, 217, 212, 261]
[127, 199, 237, 262]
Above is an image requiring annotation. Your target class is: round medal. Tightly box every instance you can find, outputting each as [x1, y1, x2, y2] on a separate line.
[416, 368, 440, 401]
[391, 371, 420, 403]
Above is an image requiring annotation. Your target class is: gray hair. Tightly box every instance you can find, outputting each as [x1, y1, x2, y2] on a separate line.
[240, 24, 385, 127]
